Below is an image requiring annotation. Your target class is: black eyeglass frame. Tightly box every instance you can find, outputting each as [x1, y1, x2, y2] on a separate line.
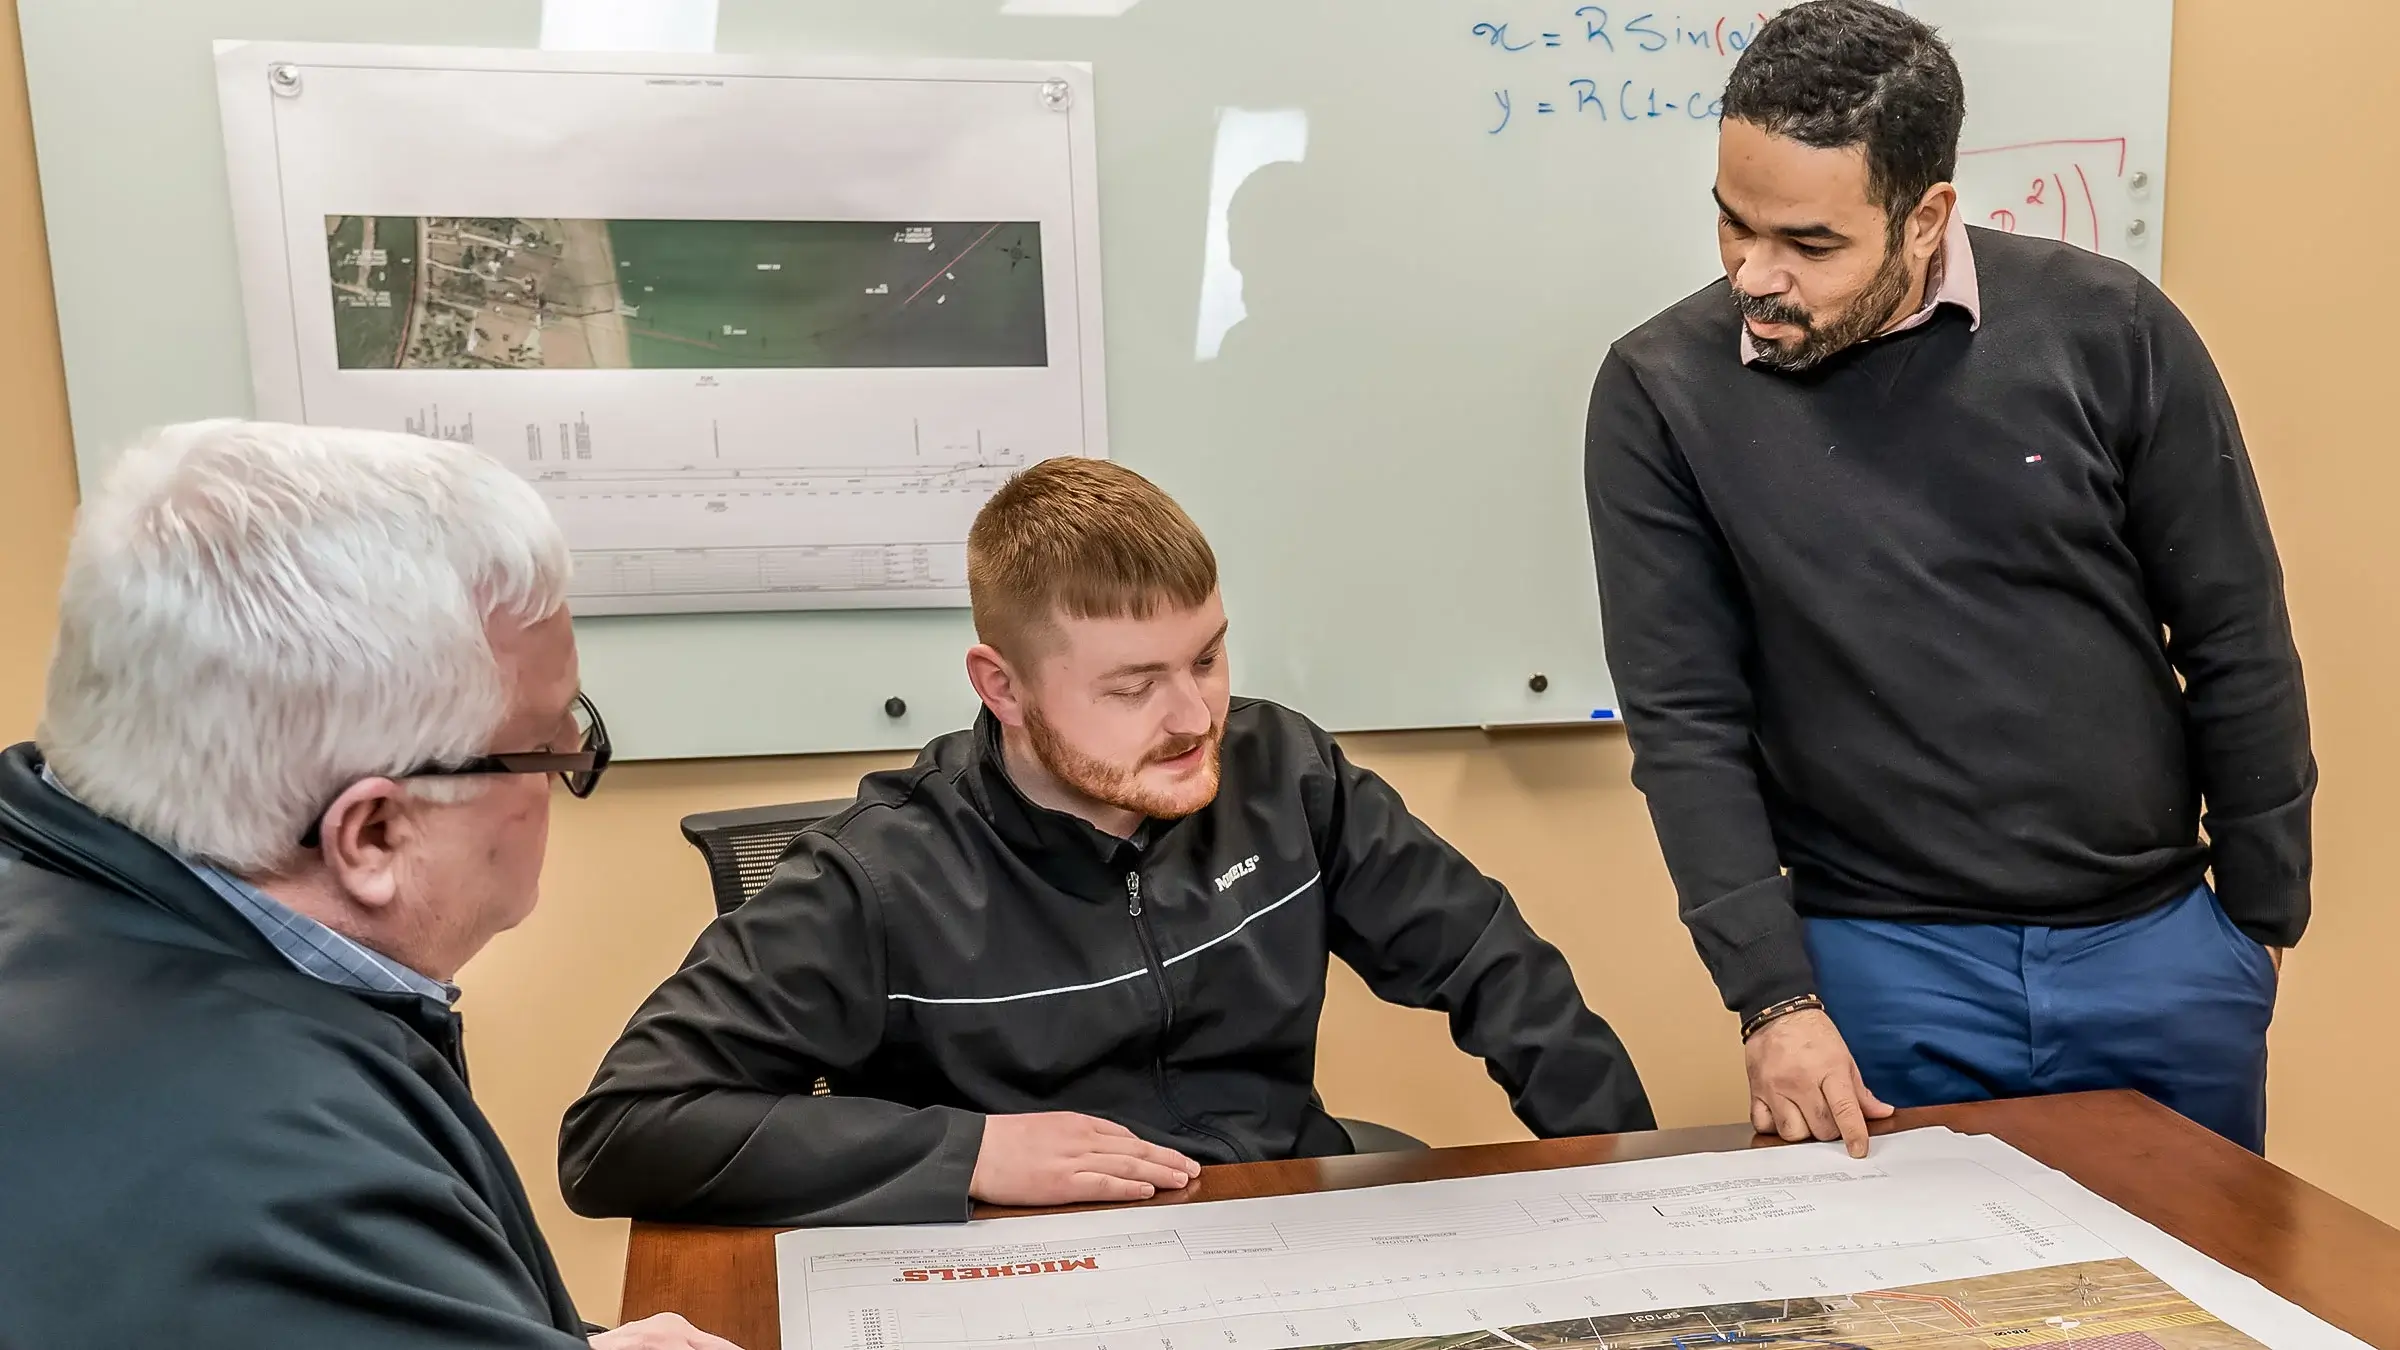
[297, 691, 612, 848]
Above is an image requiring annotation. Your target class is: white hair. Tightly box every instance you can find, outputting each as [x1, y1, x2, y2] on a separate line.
[39, 420, 573, 873]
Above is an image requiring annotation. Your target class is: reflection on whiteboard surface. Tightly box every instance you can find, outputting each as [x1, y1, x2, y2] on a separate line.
[774, 1130, 2358, 1350]
[219, 44, 1107, 615]
[1193, 110, 1307, 362]
[326, 216, 1048, 371]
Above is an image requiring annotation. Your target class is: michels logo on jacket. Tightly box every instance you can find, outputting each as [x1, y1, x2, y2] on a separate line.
[1214, 856, 1260, 892]
[901, 1257, 1100, 1282]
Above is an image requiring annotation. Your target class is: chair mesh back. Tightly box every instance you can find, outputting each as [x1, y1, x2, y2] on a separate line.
[679, 798, 856, 916]
[680, 798, 857, 1096]
[727, 826, 804, 905]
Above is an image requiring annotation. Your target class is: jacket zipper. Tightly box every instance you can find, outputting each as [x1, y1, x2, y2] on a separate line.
[1125, 870, 1245, 1160]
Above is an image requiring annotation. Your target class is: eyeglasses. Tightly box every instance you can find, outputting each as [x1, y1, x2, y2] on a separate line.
[298, 691, 612, 848]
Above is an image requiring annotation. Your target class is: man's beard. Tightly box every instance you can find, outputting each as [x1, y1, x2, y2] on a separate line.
[1026, 707, 1224, 821]
[1735, 238, 1917, 373]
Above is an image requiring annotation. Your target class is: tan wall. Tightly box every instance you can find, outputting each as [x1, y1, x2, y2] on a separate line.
[2163, 0, 2400, 1218]
[2, 0, 2393, 1321]
[0, 3, 75, 723]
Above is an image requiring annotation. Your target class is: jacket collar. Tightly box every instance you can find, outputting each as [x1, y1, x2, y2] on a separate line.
[960, 710, 1166, 900]
[0, 742, 288, 963]
[0, 742, 466, 1059]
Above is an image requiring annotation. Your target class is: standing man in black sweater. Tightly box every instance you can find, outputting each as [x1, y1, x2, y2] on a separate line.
[1584, 0, 2312, 1157]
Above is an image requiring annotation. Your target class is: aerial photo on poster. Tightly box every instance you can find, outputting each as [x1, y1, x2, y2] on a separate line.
[1302, 1260, 2257, 1350]
[325, 215, 1047, 371]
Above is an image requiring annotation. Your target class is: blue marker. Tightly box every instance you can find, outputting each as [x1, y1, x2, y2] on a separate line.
[1590, 708, 1619, 722]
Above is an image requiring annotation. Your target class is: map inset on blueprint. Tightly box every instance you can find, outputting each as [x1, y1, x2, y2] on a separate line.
[327, 215, 1047, 371]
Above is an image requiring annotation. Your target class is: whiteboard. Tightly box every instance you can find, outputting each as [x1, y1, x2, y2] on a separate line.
[18, 0, 2173, 760]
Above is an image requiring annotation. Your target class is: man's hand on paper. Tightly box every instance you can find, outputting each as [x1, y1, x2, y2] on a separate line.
[971, 1112, 1202, 1208]
[1745, 1008, 1893, 1159]
[590, 1312, 745, 1349]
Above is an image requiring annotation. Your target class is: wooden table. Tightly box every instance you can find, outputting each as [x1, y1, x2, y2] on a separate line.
[621, 1091, 2400, 1348]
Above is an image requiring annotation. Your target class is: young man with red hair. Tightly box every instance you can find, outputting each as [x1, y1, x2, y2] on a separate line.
[564, 457, 1654, 1227]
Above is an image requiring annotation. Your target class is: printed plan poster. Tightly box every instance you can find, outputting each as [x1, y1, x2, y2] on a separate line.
[216, 43, 1107, 614]
[776, 1130, 2364, 1350]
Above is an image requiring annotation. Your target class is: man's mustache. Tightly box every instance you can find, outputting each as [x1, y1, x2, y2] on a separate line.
[1734, 289, 1812, 329]
[1147, 731, 1217, 764]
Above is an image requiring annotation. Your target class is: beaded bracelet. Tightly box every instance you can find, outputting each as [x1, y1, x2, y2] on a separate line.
[1740, 993, 1825, 1042]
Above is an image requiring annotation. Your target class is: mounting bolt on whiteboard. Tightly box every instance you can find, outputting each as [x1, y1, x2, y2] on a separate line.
[2127, 169, 2151, 196]
[1039, 79, 1073, 112]
[883, 697, 908, 720]
[1527, 673, 1549, 694]
[2126, 218, 2150, 243]
[268, 64, 303, 97]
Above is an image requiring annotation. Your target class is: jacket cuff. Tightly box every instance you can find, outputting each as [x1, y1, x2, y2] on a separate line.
[925, 1107, 987, 1222]
[1683, 873, 1817, 1023]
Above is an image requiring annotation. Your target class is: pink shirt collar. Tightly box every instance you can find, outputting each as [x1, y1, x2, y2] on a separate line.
[1739, 209, 1982, 365]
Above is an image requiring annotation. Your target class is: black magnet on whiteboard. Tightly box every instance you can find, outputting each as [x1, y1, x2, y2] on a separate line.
[1528, 674, 1550, 693]
[884, 697, 908, 719]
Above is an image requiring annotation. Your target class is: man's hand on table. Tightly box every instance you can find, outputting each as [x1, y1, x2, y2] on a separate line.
[1745, 1007, 1893, 1159]
[592, 1312, 745, 1349]
[971, 1112, 1202, 1207]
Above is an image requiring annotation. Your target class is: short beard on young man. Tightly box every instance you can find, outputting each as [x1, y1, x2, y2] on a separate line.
[1025, 705, 1224, 820]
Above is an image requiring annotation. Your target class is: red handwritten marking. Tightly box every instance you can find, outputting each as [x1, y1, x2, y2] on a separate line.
[1715, 16, 1727, 55]
[2073, 163, 2100, 251]
[1989, 208, 2018, 232]
[1960, 136, 2128, 177]
[2054, 174, 2070, 239]
[902, 221, 1005, 308]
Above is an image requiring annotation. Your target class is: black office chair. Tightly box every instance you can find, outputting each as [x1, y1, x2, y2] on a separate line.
[675, 799, 1429, 1154]
[679, 797, 857, 915]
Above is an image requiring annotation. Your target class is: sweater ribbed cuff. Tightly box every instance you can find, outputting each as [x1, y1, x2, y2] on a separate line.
[1682, 873, 1818, 1024]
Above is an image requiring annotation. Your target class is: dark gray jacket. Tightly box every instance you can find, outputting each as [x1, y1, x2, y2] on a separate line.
[561, 699, 1654, 1228]
[0, 743, 588, 1349]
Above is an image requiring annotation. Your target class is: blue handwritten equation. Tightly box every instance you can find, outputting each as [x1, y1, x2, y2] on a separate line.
[1474, 7, 1768, 135]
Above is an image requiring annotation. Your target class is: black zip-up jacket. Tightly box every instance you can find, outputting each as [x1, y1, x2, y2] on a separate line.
[560, 699, 1654, 1227]
[0, 744, 590, 1348]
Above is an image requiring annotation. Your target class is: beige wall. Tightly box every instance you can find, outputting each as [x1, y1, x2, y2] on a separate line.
[3, 0, 2393, 1321]
[2163, 0, 2399, 1217]
[0, 3, 74, 724]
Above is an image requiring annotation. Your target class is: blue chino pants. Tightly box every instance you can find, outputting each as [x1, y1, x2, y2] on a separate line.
[1800, 884, 2276, 1152]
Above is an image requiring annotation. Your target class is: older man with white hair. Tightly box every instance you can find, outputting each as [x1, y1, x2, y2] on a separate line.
[0, 421, 740, 1348]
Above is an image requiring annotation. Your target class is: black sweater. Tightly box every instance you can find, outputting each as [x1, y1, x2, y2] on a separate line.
[1584, 228, 2314, 1021]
